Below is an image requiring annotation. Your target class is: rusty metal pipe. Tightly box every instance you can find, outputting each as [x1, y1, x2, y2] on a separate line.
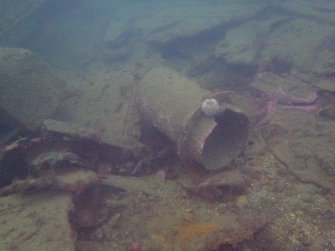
[137, 67, 248, 170]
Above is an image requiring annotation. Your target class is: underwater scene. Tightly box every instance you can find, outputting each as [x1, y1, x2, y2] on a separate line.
[1, 0, 335, 250]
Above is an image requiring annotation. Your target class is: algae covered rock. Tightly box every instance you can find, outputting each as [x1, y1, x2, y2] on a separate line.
[103, 1, 266, 45]
[215, 15, 289, 65]
[57, 67, 142, 146]
[215, 7, 335, 75]
[0, 47, 66, 130]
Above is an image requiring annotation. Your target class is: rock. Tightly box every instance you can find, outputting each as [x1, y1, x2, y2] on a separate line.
[42, 119, 103, 143]
[41, 119, 128, 166]
[103, 2, 266, 45]
[251, 72, 314, 95]
[312, 78, 335, 92]
[57, 68, 142, 147]
[315, 90, 335, 120]
[0, 169, 98, 197]
[215, 15, 289, 65]
[103, 18, 130, 45]
[90, 228, 104, 241]
[215, 6, 335, 75]
[260, 18, 335, 75]
[183, 170, 251, 202]
[104, 212, 121, 229]
[0, 47, 67, 130]
[197, 170, 250, 189]
[318, 105, 335, 120]
[0, 120, 127, 188]
[29, 150, 86, 175]
[154, 169, 166, 182]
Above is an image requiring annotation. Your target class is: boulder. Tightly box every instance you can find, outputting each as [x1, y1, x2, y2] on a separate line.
[0, 47, 66, 130]
[215, 6, 335, 75]
[56, 67, 142, 147]
[103, 1, 266, 45]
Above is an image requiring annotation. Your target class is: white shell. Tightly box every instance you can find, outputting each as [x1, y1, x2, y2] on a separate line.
[201, 98, 220, 117]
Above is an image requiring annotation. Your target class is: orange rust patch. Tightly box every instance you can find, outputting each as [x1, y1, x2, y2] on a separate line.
[175, 222, 220, 247]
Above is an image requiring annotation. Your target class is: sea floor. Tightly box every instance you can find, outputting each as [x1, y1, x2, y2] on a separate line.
[0, 0, 335, 250]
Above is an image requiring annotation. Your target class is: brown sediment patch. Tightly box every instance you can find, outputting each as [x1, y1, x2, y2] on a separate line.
[175, 222, 221, 248]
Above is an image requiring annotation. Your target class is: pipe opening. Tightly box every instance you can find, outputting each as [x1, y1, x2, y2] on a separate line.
[202, 109, 249, 170]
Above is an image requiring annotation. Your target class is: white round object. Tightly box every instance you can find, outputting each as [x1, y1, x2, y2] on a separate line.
[201, 98, 220, 117]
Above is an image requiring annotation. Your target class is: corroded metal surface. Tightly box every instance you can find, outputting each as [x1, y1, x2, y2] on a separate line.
[137, 67, 249, 170]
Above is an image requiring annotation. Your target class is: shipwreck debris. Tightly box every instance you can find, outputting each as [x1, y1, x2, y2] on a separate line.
[137, 67, 249, 170]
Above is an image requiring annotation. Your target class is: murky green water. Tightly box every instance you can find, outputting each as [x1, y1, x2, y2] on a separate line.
[0, 0, 335, 250]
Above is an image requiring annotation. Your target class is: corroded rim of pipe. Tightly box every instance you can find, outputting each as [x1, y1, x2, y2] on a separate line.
[178, 100, 249, 170]
[177, 105, 203, 159]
